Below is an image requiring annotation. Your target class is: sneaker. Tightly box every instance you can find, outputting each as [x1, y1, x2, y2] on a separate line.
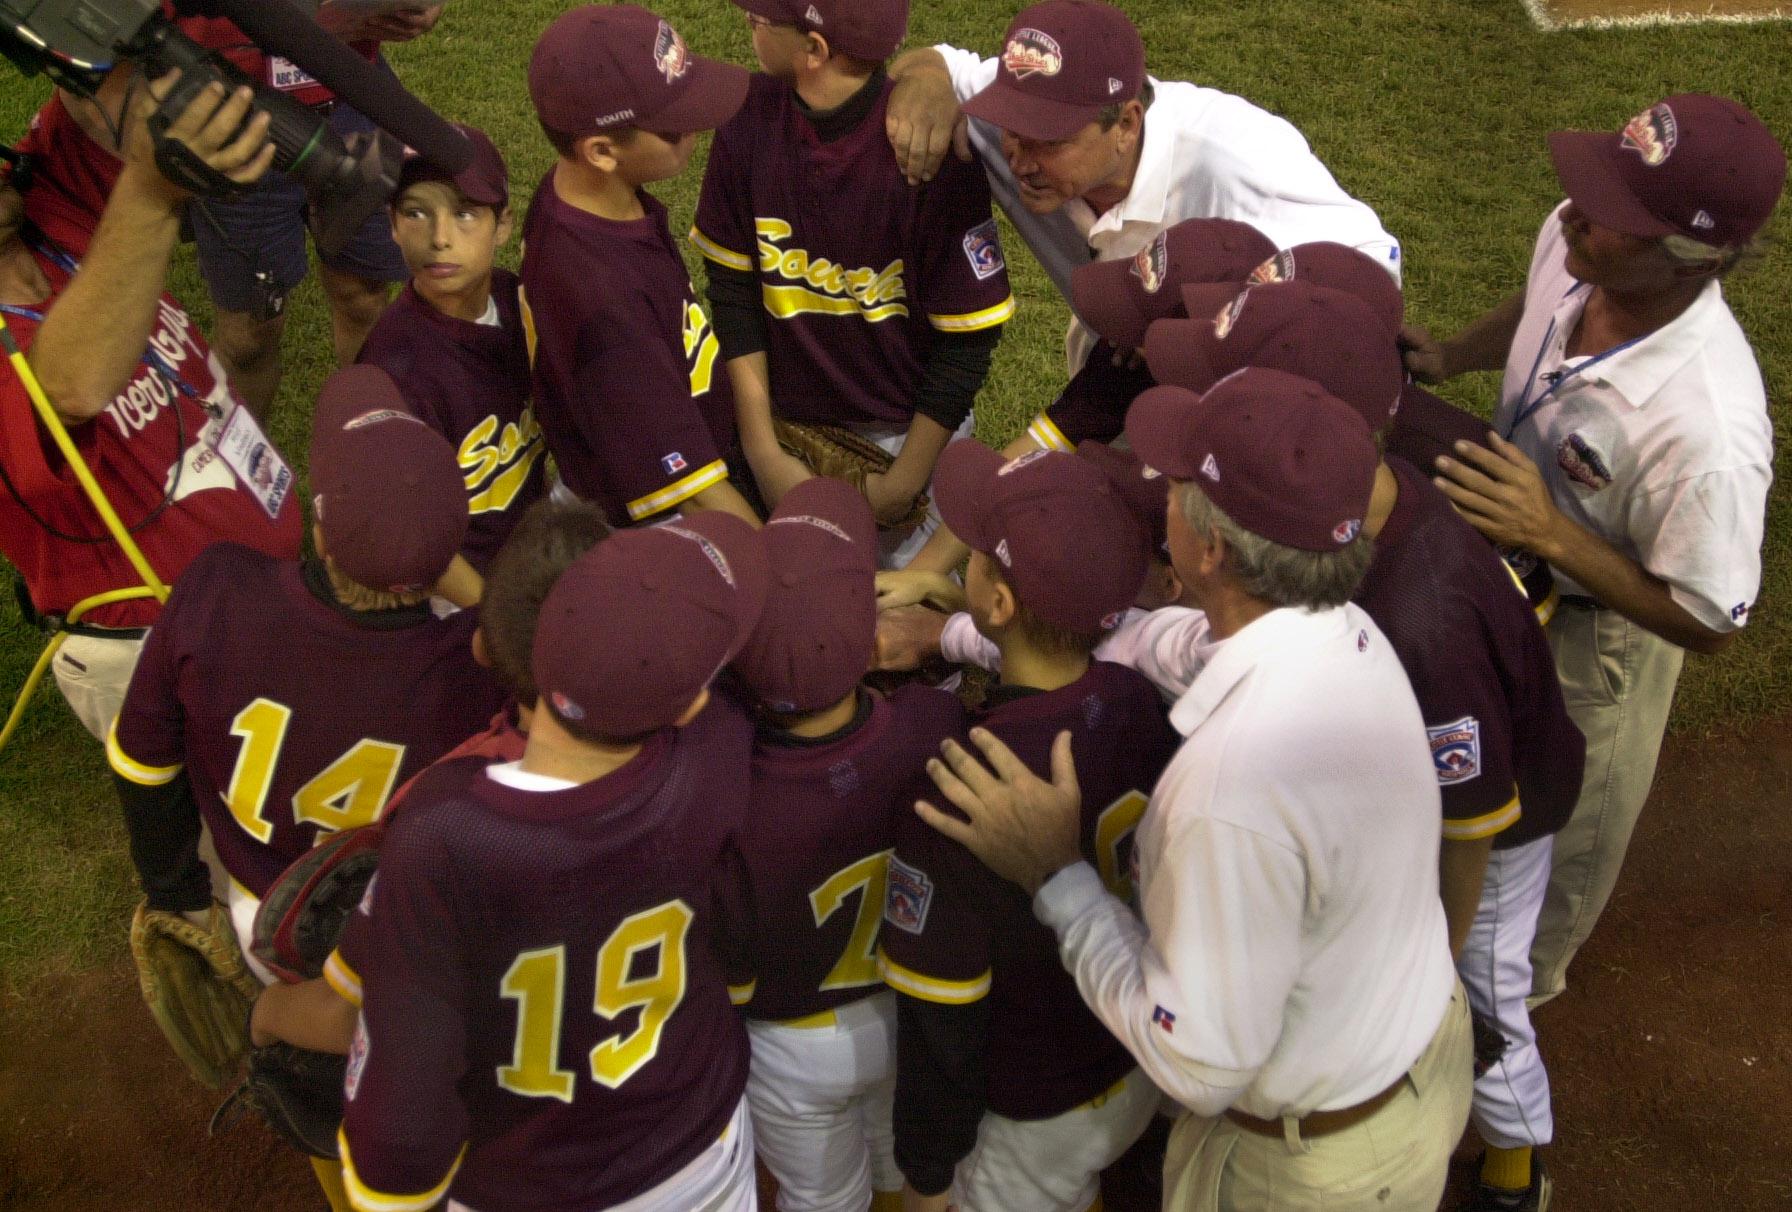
[1470, 1154, 1552, 1212]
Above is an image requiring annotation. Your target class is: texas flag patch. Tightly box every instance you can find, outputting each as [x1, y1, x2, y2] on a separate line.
[1152, 1005, 1177, 1033]
[1427, 716, 1482, 784]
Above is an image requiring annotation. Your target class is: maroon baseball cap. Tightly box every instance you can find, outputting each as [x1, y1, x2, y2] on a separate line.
[1245, 241, 1404, 333]
[961, 0, 1146, 142]
[731, 0, 909, 61]
[1148, 281, 1404, 434]
[1126, 369, 1378, 553]
[1070, 219, 1276, 351]
[309, 367, 468, 594]
[529, 5, 750, 138]
[733, 477, 879, 714]
[397, 122, 509, 210]
[533, 512, 770, 739]
[935, 442, 1148, 633]
[1076, 439, 1169, 555]
[1549, 94, 1787, 246]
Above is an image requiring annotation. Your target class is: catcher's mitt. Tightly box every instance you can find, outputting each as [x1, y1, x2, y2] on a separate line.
[773, 418, 931, 530]
[211, 1042, 348, 1159]
[252, 824, 383, 985]
[129, 899, 261, 1089]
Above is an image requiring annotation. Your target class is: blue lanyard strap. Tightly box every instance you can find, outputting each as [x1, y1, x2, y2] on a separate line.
[1502, 285, 1643, 440]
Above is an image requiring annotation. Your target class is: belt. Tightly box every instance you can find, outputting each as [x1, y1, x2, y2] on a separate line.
[1223, 1073, 1409, 1140]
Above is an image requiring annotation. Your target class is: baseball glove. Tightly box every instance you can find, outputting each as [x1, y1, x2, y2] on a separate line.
[210, 1042, 347, 1159]
[773, 418, 931, 530]
[251, 824, 383, 985]
[129, 899, 261, 1089]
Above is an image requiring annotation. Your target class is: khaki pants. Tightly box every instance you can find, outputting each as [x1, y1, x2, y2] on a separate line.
[50, 630, 147, 742]
[1162, 983, 1473, 1212]
[1529, 604, 1684, 1005]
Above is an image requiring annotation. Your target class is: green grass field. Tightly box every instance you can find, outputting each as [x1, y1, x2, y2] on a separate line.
[0, 0, 1788, 989]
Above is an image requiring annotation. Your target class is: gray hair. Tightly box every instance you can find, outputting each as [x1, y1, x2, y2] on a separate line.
[1660, 232, 1767, 279]
[1176, 481, 1373, 610]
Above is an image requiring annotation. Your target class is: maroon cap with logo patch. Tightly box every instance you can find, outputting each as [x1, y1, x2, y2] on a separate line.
[529, 5, 750, 138]
[397, 122, 509, 210]
[935, 441, 1148, 633]
[732, 477, 879, 714]
[961, 0, 1146, 143]
[309, 367, 469, 594]
[1126, 369, 1378, 553]
[1076, 439, 1169, 555]
[1148, 281, 1404, 434]
[731, 0, 909, 61]
[1070, 218, 1276, 351]
[1549, 94, 1786, 246]
[534, 511, 770, 739]
[1245, 241, 1404, 333]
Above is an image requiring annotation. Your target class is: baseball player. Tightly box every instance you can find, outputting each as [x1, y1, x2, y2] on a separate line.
[521, 5, 760, 528]
[691, 0, 1015, 564]
[334, 513, 770, 1212]
[356, 122, 547, 574]
[878, 443, 1180, 1212]
[724, 477, 967, 1212]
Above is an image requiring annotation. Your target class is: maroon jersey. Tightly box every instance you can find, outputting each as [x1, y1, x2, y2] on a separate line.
[1028, 342, 1157, 451]
[731, 686, 967, 1022]
[107, 544, 506, 896]
[1355, 458, 1585, 848]
[357, 270, 546, 573]
[691, 74, 1015, 427]
[879, 663, 1179, 1119]
[520, 181, 736, 525]
[336, 703, 754, 1212]
[0, 259, 303, 627]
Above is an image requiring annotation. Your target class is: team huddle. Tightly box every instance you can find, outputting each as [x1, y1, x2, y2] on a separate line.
[0, 0, 1781, 1210]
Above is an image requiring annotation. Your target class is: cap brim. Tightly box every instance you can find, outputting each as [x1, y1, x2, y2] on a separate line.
[650, 56, 752, 134]
[1142, 317, 1223, 394]
[1070, 258, 1151, 350]
[1124, 385, 1208, 481]
[668, 509, 771, 657]
[1547, 130, 1677, 239]
[931, 441, 1009, 555]
[962, 80, 1101, 143]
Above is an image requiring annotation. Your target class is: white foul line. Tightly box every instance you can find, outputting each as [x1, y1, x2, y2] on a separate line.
[1523, 0, 1790, 29]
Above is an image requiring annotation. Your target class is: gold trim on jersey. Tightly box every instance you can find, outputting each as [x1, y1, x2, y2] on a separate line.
[106, 718, 182, 786]
[625, 459, 729, 522]
[727, 978, 757, 1007]
[876, 946, 991, 1005]
[755, 218, 909, 323]
[337, 1133, 465, 1212]
[1026, 412, 1073, 454]
[324, 949, 363, 1007]
[927, 296, 1017, 333]
[689, 226, 754, 272]
[1441, 792, 1522, 842]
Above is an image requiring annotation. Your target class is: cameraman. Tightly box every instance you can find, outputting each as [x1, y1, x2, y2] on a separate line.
[0, 68, 304, 741]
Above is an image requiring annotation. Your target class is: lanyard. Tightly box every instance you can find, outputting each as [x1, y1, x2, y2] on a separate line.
[1, 239, 218, 412]
[1503, 284, 1643, 440]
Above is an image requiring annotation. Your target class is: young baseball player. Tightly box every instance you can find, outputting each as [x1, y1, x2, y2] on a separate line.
[335, 512, 770, 1212]
[877, 442, 1180, 1212]
[356, 122, 547, 574]
[724, 476, 967, 1212]
[521, 4, 760, 530]
[691, 0, 1016, 564]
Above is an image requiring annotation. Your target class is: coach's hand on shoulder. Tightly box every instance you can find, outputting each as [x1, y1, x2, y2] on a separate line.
[875, 603, 950, 671]
[920, 729, 1084, 895]
[121, 71, 276, 207]
[887, 48, 970, 186]
[1398, 323, 1453, 384]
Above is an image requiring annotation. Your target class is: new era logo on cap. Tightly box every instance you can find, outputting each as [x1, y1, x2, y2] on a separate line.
[805, 3, 824, 23]
[1108, 76, 1124, 94]
[653, 20, 689, 83]
[1003, 28, 1064, 79]
[1691, 209, 1715, 229]
[995, 537, 1013, 567]
[1620, 102, 1678, 166]
[1200, 453, 1220, 482]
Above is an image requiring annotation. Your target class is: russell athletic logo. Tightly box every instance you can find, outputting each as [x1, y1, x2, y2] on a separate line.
[1002, 28, 1064, 79]
[1620, 102, 1678, 166]
[653, 20, 690, 83]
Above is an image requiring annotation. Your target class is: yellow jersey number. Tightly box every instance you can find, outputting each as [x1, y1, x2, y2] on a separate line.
[224, 698, 406, 842]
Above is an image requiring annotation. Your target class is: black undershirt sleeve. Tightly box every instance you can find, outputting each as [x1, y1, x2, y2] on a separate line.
[114, 771, 212, 913]
[705, 261, 769, 362]
[912, 327, 1001, 434]
[892, 993, 990, 1196]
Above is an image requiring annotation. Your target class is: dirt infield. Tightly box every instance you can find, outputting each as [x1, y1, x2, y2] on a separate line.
[3, 716, 1788, 1211]
[1529, 0, 1790, 29]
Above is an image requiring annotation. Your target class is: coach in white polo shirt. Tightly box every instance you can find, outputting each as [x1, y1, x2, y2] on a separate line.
[1415, 95, 1785, 1011]
[916, 368, 1471, 1212]
[884, 0, 1399, 372]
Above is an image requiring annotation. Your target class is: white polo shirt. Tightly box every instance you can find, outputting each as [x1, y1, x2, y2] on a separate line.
[941, 605, 1207, 704]
[1497, 203, 1773, 633]
[936, 46, 1401, 367]
[1033, 603, 1457, 1120]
